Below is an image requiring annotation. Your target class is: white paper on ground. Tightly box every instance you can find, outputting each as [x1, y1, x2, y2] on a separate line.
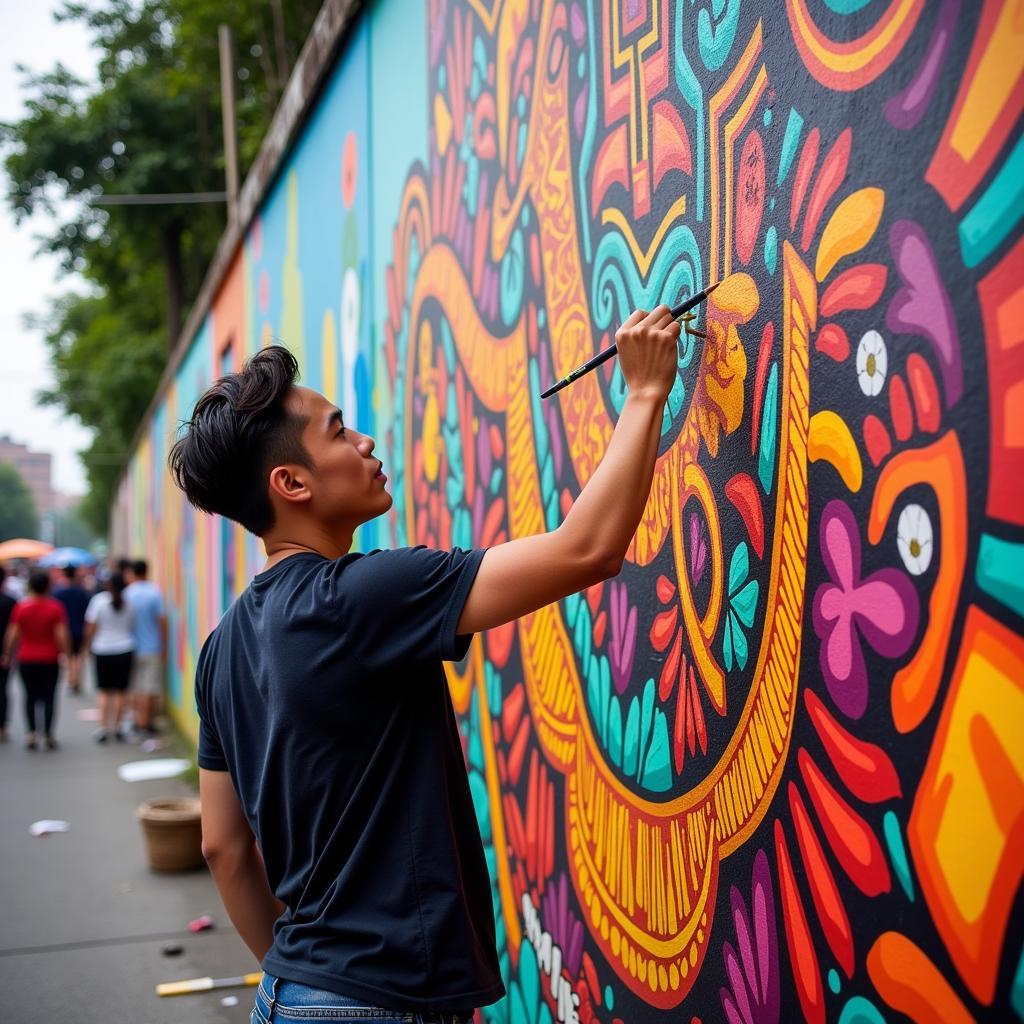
[220, 996, 239, 1007]
[116, 758, 190, 782]
[30, 819, 70, 836]
[76, 708, 101, 721]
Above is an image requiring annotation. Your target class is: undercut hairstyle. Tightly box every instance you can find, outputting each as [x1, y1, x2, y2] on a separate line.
[169, 346, 311, 536]
[28, 568, 50, 595]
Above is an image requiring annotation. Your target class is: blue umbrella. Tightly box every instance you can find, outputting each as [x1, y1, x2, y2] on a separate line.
[38, 546, 97, 568]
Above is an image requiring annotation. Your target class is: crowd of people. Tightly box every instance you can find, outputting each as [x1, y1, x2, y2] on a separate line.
[0, 558, 166, 749]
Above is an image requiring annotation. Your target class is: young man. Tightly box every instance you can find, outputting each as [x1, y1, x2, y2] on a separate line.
[169, 305, 682, 1023]
[53, 565, 90, 694]
[124, 559, 166, 734]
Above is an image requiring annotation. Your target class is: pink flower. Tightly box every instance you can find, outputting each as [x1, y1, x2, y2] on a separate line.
[812, 500, 919, 719]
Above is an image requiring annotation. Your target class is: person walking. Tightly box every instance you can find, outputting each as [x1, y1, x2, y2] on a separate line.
[168, 306, 682, 1023]
[83, 572, 135, 742]
[124, 559, 166, 735]
[0, 566, 17, 742]
[2, 568, 71, 750]
[53, 565, 91, 695]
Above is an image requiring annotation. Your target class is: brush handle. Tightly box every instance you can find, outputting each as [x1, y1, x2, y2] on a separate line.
[540, 287, 712, 400]
[156, 972, 263, 997]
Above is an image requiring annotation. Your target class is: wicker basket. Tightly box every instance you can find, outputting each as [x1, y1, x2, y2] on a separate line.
[136, 797, 204, 872]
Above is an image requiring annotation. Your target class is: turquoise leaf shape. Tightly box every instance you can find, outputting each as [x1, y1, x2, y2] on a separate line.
[724, 542, 760, 673]
[758, 362, 778, 494]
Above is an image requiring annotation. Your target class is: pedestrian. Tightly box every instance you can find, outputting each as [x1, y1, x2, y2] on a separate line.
[168, 309, 681, 1022]
[2, 567, 71, 750]
[83, 572, 135, 742]
[0, 566, 17, 742]
[53, 565, 91, 695]
[124, 559, 166, 735]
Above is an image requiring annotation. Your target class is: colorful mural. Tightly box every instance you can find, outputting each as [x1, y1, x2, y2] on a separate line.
[112, 1, 1024, 1020]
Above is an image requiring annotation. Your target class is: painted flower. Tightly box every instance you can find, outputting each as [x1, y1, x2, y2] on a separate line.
[856, 329, 887, 396]
[812, 500, 920, 719]
[720, 848, 780, 1024]
[723, 542, 759, 672]
[897, 503, 933, 576]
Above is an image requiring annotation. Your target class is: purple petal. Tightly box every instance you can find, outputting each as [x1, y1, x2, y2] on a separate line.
[721, 988, 750, 1024]
[887, 220, 962, 407]
[724, 944, 755, 1024]
[855, 567, 920, 658]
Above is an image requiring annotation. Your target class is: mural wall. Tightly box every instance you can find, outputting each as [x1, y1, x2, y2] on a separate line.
[112, 0, 1024, 1020]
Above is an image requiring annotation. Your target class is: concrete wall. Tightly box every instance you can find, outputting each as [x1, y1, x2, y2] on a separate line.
[111, 1, 1024, 1020]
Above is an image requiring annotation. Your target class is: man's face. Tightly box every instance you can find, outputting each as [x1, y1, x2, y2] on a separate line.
[286, 386, 393, 529]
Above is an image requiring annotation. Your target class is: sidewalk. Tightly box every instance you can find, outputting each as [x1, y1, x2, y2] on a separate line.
[0, 667, 258, 1022]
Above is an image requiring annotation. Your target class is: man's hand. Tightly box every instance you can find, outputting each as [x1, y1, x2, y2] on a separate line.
[615, 305, 682, 402]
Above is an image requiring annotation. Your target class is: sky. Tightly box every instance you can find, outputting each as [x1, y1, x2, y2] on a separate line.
[0, 0, 98, 496]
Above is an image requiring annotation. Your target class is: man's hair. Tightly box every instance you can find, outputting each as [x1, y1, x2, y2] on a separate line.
[169, 346, 311, 536]
[117, 557, 132, 574]
[62, 565, 77, 580]
[28, 568, 50, 595]
[131, 559, 148, 578]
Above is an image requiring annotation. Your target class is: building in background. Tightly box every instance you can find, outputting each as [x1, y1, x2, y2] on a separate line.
[0, 434, 81, 542]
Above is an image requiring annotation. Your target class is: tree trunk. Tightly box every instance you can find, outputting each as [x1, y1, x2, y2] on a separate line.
[162, 220, 184, 349]
[271, 0, 289, 88]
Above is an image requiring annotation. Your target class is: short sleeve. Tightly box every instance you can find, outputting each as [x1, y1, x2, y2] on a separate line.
[194, 642, 228, 771]
[84, 594, 102, 624]
[51, 601, 68, 626]
[329, 546, 486, 669]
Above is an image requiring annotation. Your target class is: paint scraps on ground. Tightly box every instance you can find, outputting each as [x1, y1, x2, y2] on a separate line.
[76, 708, 101, 721]
[220, 995, 239, 1007]
[29, 819, 70, 836]
[161, 944, 184, 957]
[188, 914, 215, 932]
[140, 738, 164, 754]
[116, 758, 190, 782]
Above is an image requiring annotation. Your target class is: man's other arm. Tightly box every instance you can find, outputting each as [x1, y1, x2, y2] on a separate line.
[458, 306, 683, 635]
[199, 769, 285, 961]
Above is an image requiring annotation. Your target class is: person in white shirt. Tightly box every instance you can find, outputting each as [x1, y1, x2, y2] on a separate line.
[83, 572, 135, 742]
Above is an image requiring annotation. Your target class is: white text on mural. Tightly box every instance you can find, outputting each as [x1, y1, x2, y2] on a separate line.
[521, 893, 581, 1024]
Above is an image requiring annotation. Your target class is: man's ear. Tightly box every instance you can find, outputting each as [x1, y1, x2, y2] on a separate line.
[268, 464, 312, 506]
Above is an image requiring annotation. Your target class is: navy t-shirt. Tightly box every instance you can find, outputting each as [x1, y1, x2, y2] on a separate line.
[53, 584, 91, 640]
[195, 546, 504, 1011]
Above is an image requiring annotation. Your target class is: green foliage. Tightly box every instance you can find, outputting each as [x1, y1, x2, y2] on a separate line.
[1, 0, 322, 532]
[0, 462, 40, 541]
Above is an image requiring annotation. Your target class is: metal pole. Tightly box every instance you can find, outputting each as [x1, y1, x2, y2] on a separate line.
[218, 24, 240, 226]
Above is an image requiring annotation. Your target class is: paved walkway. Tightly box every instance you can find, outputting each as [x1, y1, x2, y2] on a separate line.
[0, 666, 257, 1022]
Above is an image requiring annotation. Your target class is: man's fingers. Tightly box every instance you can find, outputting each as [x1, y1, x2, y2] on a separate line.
[621, 308, 648, 330]
[642, 304, 673, 328]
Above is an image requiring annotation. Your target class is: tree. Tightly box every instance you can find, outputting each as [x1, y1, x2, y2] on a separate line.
[1, 0, 321, 532]
[0, 462, 40, 541]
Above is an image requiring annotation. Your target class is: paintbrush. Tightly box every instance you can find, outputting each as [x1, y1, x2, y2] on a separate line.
[156, 971, 263, 997]
[540, 281, 720, 399]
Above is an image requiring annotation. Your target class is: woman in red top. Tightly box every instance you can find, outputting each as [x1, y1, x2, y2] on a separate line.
[2, 568, 70, 750]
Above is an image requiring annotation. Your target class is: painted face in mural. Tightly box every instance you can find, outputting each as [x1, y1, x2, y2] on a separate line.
[284, 386, 392, 532]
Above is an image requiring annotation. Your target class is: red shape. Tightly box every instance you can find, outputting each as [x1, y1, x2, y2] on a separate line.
[775, 819, 826, 1024]
[489, 424, 504, 460]
[656, 574, 677, 604]
[593, 609, 607, 649]
[802, 128, 851, 253]
[978, 235, 1024, 525]
[585, 581, 604, 616]
[673, 664, 687, 774]
[507, 716, 531, 786]
[659, 627, 682, 701]
[736, 130, 766, 266]
[725, 473, 765, 559]
[799, 749, 892, 897]
[790, 127, 821, 233]
[906, 352, 941, 433]
[502, 682, 525, 742]
[751, 322, 775, 455]
[863, 414, 892, 466]
[650, 606, 678, 653]
[691, 665, 707, 754]
[888, 373, 913, 441]
[788, 782, 856, 977]
[804, 690, 902, 804]
[486, 619, 516, 670]
[819, 264, 888, 317]
[815, 322, 850, 362]
[651, 99, 693, 192]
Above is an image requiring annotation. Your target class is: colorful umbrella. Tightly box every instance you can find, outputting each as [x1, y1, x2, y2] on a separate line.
[37, 546, 98, 568]
[0, 538, 54, 561]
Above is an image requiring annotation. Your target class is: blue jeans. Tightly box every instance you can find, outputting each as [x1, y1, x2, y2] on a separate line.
[251, 973, 475, 1023]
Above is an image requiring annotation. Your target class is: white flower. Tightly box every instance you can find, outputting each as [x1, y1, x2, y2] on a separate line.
[897, 503, 933, 575]
[857, 330, 887, 397]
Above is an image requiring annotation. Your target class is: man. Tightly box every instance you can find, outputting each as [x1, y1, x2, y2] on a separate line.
[0, 567, 16, 741]
[124, 559, 166, 735]
[169, 305, 682, 1022]
[53, 565, 91, 694]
